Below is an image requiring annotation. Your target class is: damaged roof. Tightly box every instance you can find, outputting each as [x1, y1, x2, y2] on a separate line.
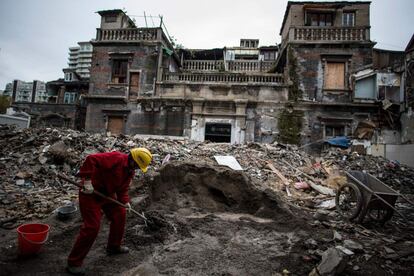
[179, 48, 224, 60]
[97, 9, 125, 16]
[280, 1, 371, 35]
[96, 9, 136, 28]
[405, 34, 414, 52]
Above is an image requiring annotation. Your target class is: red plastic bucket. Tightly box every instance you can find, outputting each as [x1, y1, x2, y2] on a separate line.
[17, 223, 50, 256]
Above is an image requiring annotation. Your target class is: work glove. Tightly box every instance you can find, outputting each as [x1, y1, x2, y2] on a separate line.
[82, 180, 94, 194]
[125, 202, 132, 213]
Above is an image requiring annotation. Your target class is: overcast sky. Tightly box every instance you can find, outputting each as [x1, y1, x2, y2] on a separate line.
[0, 0, 413, 89]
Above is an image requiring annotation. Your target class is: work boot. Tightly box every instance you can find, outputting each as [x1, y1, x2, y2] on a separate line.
[106, 245, 130, 255]
[66, 265, 85, 275]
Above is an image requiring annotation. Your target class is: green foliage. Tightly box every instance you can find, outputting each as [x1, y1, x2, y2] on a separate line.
[288, 47, 302, 101]
[278, 107, 303, 145]
[0, 95, 10, 114]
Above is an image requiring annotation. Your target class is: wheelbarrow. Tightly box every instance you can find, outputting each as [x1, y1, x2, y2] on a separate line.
[335, 170, 413, 223]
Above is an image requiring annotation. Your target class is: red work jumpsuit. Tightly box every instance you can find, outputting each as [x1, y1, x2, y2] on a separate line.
[67, 152, 134, 267]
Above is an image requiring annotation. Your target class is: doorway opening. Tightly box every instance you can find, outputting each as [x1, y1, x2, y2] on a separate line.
[205, 123, 231, 143]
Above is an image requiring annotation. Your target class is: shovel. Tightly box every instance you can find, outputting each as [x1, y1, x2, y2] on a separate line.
[58, 173, 148, 226]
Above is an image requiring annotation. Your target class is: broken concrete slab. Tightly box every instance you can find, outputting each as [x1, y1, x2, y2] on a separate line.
[335, 245, 354, 256]
[333, 230, 342, 241]
[214, 155, 243, 171]
[316, 247, 348, 276]
[343, 239, 364, 252]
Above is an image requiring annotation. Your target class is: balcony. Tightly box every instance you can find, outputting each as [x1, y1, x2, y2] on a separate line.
[162, 72, 284, 85]
[96, 28, 159, 42]
[287, 26, 370, 44]
[183, 60, 224, 71]
[227, 60, 276, 72]
[182, 60, 276, 73]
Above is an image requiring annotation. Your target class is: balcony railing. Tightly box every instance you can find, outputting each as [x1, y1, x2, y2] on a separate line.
[96, 28, 159, 42]
[182, 60, 276, 72]
[288, 26, 370, 43]
[183, 60, 224, 71]
[162, 72, 284, 85]
[227, 60, 276, 72]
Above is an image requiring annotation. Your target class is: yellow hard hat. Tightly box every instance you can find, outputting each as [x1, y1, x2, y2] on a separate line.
[130, 148, 152, 173]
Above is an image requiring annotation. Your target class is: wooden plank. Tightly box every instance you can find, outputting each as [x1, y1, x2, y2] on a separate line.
[129, 72, 140, 100]
[325, 62, 345, 89]
[107, 116, 124, 135]
[266, 162, 292, 196]
[266, 162, 290, 185]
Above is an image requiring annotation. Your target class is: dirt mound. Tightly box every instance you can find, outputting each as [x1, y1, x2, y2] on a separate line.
[148, 161, 290, 218]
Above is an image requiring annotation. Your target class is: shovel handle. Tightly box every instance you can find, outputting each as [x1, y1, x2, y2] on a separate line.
[57, 173, 147, 221]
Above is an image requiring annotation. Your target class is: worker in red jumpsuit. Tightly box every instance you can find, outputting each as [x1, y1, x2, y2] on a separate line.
[66, 148, 152, 275]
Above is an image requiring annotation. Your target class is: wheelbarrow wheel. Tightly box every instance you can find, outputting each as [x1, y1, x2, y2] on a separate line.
[336, 182, 363, 220]
[368, 209, 394, 223]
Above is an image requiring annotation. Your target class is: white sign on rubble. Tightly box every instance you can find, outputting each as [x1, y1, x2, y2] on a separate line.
[214, 156, 243, 171]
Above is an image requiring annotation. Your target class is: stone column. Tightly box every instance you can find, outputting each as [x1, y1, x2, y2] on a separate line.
[190, 98, 204, 141]
[234, 99, 248, 144]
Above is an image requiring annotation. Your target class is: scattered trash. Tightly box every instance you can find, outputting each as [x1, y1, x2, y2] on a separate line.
[294, 181, 310, 190]
[317, 199, 336, 209]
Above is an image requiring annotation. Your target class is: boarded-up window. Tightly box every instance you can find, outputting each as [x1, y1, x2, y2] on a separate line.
[324, 62, 345, 89]
[129, 72, 140, 100]
[111, 60, 128, 84]
[107, 116, 124, 135]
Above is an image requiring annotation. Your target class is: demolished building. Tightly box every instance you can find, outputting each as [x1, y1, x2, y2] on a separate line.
[84, 9, 288, 143]
[4, 2, 413, 161]
[84, 3, 410, 150]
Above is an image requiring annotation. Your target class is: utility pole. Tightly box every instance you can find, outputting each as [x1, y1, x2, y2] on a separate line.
[143, 11, 148, 28]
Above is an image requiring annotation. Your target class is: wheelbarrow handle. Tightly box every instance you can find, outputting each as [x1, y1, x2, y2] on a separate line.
[57, 173, 147, 222]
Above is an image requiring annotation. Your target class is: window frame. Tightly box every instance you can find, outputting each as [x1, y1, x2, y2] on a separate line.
[306, 12, 333, 27]
[342, 12, 356, 27]
[324, 125, 346, 138]
[63, 92, 77, 104]
[64, 73, 73, 82]
[111, 59, 128, 84]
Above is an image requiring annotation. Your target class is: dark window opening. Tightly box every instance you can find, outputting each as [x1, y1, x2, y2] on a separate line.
[306, 12, 333, 26]
[325, 125, 345, 138]
[263, 51, 276, 61]
[205, 123, 231, 143]
[378, 86, 400, 103]
[111, 59, 128, 84]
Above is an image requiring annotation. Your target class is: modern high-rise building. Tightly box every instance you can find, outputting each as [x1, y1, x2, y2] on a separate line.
[8, 80, 48, 103]
[65, 41, 93, 80]
[3, 83, 13, 97]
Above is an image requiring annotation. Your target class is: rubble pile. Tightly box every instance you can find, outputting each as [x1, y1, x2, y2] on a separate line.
[1, 125, 413, 227]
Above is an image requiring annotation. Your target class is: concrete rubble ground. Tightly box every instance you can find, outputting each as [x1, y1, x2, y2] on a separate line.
[0, 125, 413, 275]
